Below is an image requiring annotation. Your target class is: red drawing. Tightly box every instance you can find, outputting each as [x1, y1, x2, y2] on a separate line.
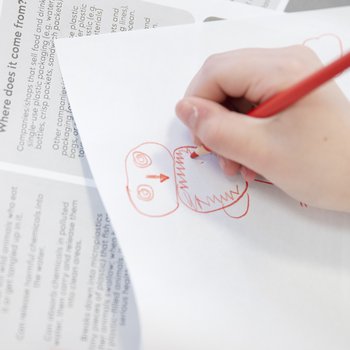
[254, 178, 273, 186]
[125, 142, 311, 218]
[125, 142, 178, 218]
[125, 142, 250, 218]
[137, 184, 154, 202]
[132, 151, 153, 168]
[303, 33, 344, 64]
[146, 174, 170, 183]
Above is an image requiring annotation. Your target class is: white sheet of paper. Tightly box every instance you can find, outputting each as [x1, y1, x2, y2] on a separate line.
[56, 9, 350, 350]
[231, 0, 292, 11]
[147, 0, 275, 20]
[232, 0, 350, 12]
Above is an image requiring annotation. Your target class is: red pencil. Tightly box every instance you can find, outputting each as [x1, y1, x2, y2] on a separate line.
[191, 50, 350, 158]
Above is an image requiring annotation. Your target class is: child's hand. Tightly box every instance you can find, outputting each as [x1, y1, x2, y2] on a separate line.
[176, 45, 350, 212]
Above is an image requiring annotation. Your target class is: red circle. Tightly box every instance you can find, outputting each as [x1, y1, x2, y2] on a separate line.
[137, 184, 154, 202]
[133, 151, 152, 168]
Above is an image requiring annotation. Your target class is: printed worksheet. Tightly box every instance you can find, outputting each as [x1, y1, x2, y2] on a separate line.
[56, 8, 350, 350]
[0, 170, 139, 350]
[0, 0, 193, 177]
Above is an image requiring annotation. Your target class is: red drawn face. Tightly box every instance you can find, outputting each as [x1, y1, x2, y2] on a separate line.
[125, 143, 179, 217]
[125, 143, 249, 218]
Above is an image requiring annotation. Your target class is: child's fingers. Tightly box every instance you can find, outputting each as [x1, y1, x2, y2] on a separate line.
[185, 49, 268, 102]
[240, 166, 257, 183]
[217, 157, 257, 183]
[185, 46, 322, 104]
[176, 97, 269, 171]
[217, 156, 241, 176]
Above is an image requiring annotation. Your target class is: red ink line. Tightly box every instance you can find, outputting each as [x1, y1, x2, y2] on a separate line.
[224, 193, 250, 219]
[174, 149, 189, 190]
[146, 174, 169, 183]
[254, 179, 273, 185]
[194, 186, 241, 210]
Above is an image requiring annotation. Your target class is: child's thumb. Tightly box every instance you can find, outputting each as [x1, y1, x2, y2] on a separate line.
[176, 97, 264, 167]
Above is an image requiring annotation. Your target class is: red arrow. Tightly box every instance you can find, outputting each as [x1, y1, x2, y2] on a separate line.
[146, 173, 169, 183]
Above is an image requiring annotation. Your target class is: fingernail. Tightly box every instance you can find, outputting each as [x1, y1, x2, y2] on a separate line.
[219, 157, 226, 170]
[176, 100, 199, 130]
[240, 166, 255, 183]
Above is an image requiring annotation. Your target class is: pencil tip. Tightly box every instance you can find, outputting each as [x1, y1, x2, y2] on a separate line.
[190, 151, 199, 159]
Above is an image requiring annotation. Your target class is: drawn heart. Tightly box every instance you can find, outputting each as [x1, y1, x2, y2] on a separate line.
[303, 34, 343, 64]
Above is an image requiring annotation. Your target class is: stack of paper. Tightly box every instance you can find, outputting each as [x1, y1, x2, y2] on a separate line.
[1, 0, 350, 349]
